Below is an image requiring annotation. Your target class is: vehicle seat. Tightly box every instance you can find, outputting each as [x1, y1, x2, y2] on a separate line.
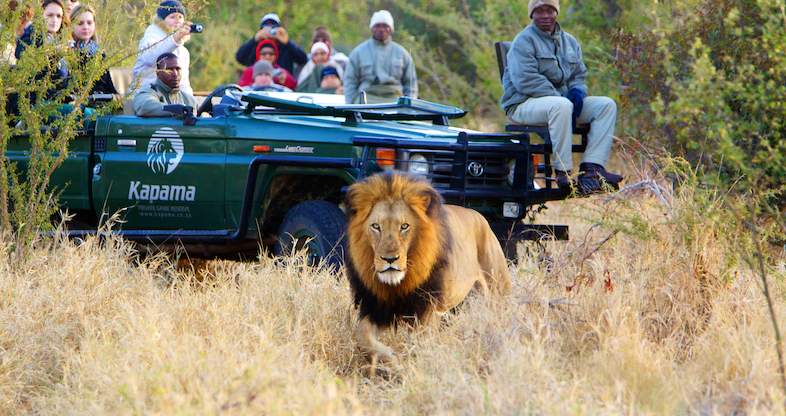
[494, 41, 588, 154]
[109, 68, 133, 96]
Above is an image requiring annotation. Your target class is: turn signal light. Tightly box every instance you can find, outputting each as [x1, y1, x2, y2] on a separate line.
[376, 148, 396, 168]
[253, 145, 272, 153]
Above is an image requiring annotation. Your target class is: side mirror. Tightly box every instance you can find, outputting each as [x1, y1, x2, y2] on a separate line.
[163, 104, 197, 126]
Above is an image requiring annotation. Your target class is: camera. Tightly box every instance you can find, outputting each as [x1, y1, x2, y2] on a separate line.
[190, 23, 204, 33]
[270, 27, 278, 35]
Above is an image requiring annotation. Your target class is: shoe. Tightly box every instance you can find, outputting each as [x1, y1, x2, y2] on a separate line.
[579, 163, 624, 187]
[555, 170, 573, 190]
[577, 173, 603, 194]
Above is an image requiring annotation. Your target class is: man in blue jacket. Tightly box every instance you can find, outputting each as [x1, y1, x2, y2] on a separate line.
[500, 0, 623, 193]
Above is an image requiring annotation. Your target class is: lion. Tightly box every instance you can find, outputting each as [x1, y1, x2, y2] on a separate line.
[345, 172, 511, 361]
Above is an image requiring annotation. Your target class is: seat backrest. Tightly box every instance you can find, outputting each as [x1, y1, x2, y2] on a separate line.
[109, 67, 133, 96]
[494, 41, 511, 81]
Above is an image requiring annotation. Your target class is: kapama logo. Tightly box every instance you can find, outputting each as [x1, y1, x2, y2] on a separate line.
[147, 127, 184, 175]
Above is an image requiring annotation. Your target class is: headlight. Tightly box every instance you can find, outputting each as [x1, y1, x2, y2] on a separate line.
[507, 159, 516, 185]
[407, 153, 429, 176]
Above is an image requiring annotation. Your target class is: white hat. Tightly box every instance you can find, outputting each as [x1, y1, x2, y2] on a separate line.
[260, 13, 281, 26]
[310, 41, 329, 55]
[369, 10, 394, 32]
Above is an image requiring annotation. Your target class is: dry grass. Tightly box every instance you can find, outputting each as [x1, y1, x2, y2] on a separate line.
[1, 177, 785, 415]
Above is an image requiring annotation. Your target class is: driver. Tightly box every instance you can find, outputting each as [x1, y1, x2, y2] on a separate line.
[133, 52, 196, 117]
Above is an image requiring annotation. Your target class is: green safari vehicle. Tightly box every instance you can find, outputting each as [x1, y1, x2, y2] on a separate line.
[7, 89, 586, 267]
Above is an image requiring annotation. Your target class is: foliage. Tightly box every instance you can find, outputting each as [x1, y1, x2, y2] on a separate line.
[613, 0, 786, 202]
[0, 1, 155, 250]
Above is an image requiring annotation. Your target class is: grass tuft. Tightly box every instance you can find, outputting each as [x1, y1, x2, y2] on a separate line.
[1, 166, 784, 414]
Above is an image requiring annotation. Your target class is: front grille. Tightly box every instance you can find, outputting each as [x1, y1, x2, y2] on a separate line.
[94, 136, 106, 152]
[417, 150, 509, 189]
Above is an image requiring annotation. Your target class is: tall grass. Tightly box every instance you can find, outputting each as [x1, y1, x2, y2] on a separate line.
[1, 164, 784, 414]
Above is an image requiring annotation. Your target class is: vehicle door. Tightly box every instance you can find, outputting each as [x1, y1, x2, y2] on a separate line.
[91, 115, 227, 230]
[5, 127, 93, 212]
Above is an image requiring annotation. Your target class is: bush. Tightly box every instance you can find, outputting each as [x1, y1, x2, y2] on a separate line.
[613, 0, 786, 201]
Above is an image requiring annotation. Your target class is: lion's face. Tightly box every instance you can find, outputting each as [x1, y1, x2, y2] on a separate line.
[364, 199, 419, 286]
[346, 173, 445, 301]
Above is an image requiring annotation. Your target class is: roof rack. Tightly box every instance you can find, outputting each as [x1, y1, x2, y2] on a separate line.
[240, 93, 467, 126]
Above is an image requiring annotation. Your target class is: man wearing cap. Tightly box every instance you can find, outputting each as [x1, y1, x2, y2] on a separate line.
[235, 13, 307, 75]
[344, 10, 417, 104]
[501, 0, 623, 193]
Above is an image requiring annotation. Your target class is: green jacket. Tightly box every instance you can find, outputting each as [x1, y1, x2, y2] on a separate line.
[295, 64, 324, 93]
[133, 79, 197, 117]
[500, 23, 588, 114]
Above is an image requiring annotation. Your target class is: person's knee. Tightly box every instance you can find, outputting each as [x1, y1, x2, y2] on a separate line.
[598, 96, 617, 114]
[548, 97, 573, 117]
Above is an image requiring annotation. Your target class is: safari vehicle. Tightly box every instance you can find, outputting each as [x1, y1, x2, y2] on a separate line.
[7, 88, 589, 266]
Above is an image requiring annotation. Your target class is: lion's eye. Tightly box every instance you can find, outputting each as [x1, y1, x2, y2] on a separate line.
[400, 223, 410, 231]
[371, 223, 381, 231]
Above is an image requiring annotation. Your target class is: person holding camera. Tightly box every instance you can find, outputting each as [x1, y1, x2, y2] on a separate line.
[235, 13, 307, 76]
[133, 52, 196, 117]
[237, 40, 296, 90]
[132, 0, 194, 96]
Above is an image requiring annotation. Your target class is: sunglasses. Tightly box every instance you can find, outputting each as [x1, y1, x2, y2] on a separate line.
[259, 51, 276, 56]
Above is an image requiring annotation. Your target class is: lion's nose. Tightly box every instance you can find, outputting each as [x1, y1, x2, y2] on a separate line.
[380, 255, 400, 264]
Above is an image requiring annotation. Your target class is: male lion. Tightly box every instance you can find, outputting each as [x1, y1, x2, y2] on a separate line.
[345, 173, 511, 361]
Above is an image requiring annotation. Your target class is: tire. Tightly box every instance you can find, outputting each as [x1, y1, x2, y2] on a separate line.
[274, 200, 347, 271]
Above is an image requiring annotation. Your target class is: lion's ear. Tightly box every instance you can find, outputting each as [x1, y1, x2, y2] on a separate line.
[345, 183, 375, 220]
[422, 187, 443, 218]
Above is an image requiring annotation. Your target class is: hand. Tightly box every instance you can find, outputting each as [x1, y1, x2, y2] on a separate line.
[276, 72, 287, 84]
[566, 87, 586, 127]
[254, 28, 272, 42]
[173, 23, 192, 44]
[273, 26, 289, 44]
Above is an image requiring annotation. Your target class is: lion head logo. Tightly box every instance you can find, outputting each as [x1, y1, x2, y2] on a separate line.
[146, 127, 184, 175]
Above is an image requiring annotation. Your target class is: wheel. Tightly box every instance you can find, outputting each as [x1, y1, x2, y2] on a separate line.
[274, 200, 347, 271]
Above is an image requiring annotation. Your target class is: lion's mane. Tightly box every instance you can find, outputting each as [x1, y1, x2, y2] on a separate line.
[345, 173, 452, 327]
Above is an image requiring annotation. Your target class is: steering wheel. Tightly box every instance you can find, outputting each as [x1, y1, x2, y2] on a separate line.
[197, 83, 243, 116]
